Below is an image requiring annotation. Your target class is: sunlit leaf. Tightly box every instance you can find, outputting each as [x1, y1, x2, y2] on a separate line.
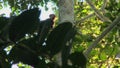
[100, 52, 107, 61]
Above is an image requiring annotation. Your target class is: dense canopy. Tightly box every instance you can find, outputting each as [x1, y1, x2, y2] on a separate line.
[0, 0, 120, 68]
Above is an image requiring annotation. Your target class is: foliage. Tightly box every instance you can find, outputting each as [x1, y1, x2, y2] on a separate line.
[9, 8, 40, 42]
[0, 0, 120, 68]
[0, 8, 83, 68]
[74, 0, 120, 67]
[0, 0, 58, 13]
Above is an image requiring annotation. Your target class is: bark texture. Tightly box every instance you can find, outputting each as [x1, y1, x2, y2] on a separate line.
[59, 0, 74, 23]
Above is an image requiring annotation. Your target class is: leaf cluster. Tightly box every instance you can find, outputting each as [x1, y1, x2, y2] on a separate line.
[74, 0, 120, 67]
[0, 8, 87, 68]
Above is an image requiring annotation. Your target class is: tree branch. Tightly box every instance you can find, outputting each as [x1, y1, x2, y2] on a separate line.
[84, 15, 120, 57]
[75, 13, 95, 24]
[86, 0, 111, 23]
[75, 0, 109, 24]
[101, 0, 108, 11]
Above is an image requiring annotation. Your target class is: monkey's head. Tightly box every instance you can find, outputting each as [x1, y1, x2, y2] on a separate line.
[49, 14, 56, 20]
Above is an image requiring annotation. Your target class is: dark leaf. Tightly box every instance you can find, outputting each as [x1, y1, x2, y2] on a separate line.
[47, 62, 60, 68]
[0, 17, 10, 41]
[20, 36, 39, 51]
[0, 17, 9, 31]
[9, 8, 41, 42]
[0, 50, 7, 59]
[38, 18, 54, 45]
[8, 44, 40, 67]
[68, 52, 87, 68]
[0, 42, 6, 50]
[45, 22, 73, 57]
[61, 27, 77, 67]
[19, 35, 45, 56]
[0, 50, 11, 68]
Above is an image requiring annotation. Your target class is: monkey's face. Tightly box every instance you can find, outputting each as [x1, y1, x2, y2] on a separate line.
[49, 14, 55, 20]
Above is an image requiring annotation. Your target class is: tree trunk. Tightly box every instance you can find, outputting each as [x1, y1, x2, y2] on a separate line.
[55, 0, 74, 67]
[59, 0, 74, 23]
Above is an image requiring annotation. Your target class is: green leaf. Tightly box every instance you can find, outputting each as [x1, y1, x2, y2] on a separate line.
[104, 12, 114, 20]
[100, 52, 107, 61]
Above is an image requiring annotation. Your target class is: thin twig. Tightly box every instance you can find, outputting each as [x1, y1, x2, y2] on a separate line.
[84, 15, 120, 57]
[75, 0, 109, 24]
[86, 0, 112, 23]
